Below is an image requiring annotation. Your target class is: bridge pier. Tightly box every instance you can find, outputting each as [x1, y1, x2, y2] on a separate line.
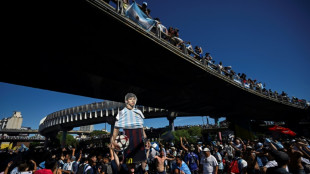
[167, 112, 177, 132]
[44, 137, 49, 150]
[61, 130, 68, 148]
[228, 117, 254, 140]
[214, 117, 219, 126]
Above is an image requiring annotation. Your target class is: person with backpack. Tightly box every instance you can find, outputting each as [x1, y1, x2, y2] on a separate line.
[228, 150, 247, 174]
[76, 155, 90, 174]
[200, 148, 218, 174]
[71, 149, 83, 174]
[213, 146, 224, 174]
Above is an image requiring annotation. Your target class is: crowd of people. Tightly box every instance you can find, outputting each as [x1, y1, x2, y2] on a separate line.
[1, 134, 310, 174]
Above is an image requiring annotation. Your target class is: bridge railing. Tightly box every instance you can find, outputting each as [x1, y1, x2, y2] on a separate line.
[103, 0, 309, 109]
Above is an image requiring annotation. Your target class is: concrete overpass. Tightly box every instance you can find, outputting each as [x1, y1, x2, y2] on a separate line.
[2, 0, 309, 129]
[38, 100, 190, 137]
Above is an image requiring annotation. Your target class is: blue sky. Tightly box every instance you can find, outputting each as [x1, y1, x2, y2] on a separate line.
[0, 82, 220, 131]
[146, 0, 310, 101]
[1, 0, 310, 131]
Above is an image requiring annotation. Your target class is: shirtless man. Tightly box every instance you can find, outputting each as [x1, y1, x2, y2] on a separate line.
[154, 149, 175, 174]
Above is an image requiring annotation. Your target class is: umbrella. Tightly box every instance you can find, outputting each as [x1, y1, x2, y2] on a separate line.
[268, 125, 296, 136]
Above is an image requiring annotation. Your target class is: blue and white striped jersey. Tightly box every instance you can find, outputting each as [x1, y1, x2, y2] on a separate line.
[114, 107, 144, 129]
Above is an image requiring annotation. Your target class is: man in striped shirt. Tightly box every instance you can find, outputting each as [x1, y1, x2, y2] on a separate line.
[111, 93, 147, 164]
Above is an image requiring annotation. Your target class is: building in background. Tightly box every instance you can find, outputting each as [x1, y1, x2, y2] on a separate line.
[0, 111, 23, 130]
[80, 125, 94, 131]
[0, 111, 24, 149]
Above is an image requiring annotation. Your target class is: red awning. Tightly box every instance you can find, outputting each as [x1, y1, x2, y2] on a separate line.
[268, 125, 296, 136]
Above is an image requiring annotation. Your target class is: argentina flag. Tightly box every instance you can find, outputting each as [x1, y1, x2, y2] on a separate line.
[125, 2, 156, 31]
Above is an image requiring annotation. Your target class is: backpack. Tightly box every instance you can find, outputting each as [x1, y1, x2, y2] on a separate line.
[104, 163, 113, 174]
[72, 162, 79, 174]
[77, 163, 89, 174]
[228, 159, 241, 174]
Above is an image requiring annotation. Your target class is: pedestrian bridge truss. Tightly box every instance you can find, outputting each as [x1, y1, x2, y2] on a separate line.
[39, 100, 189, 136]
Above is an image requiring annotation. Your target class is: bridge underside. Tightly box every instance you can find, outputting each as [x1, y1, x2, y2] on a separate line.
[2, 0, 309, 121]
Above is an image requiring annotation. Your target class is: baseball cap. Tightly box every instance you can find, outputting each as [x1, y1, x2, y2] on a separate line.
[257, 142, 263, 148]
[203, 148, 210, 152]
[246, 145, 253, 149]
[142, 2, 147, 6]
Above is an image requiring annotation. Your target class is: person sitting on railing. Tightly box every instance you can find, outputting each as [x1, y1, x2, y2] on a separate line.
[194, 46, 203, 61]
[153, 18, 168, 38]
[281, 91, 289, 102]
[268, 89, 273, 97]
[274, 91, 278, 99]
[168, 27, 175, 37]
[185, 41, 194, 55]
[240, 73, 247, 86]
[136, 1, 151, 18]
[204, 52, 212, 61]
[167, 27, 177, 44]
[114, 0, 129, 15]
[247, 78, 254, 89]
[217, 61, 223, 73]
[222, 66, 232, 78]
[173, 29, 185, 49]
[123, 0, 129, 10]
[256, 82, 263, 93]
[234, 73, 241, 83]
[228, 69, 236, 80]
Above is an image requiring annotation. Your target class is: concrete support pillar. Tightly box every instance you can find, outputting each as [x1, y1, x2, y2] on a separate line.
[228, 117, 254, 140]
[107, 116, 116, 136]
[214, 117, 219, 126]
[61, 130, 67, 148]
[44, 136, 49, 150]
[110, 123, 115, 135]
[168, 118, 175, 132]
[167, 112, 177, 132]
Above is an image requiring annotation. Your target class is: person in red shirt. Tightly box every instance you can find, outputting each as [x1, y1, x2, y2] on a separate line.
[35, 159, 59, 174]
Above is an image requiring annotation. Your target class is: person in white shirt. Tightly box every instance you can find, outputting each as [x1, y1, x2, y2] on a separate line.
[200, 148, 218, 174]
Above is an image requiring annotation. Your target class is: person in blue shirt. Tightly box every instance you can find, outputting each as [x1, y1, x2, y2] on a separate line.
[172, 156, 191, 174]
[184, 147, 199, 174]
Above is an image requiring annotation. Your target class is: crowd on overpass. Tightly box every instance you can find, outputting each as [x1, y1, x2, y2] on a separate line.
[102, 0, 309, 109]
[0, 135, 45, 141]
[1, 131, 310, 174]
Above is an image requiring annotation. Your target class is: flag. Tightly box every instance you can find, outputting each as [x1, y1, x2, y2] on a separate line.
[19, 143, 29, 152]
[125, 2, 156, 31]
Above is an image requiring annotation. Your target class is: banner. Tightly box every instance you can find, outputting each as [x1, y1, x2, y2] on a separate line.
[125, 2, 156, 31]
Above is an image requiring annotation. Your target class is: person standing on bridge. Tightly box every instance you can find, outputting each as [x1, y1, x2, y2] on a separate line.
[110, 93, 147, 164]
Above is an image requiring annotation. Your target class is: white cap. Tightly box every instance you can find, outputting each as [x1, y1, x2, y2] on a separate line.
[203, 148, 210, 152]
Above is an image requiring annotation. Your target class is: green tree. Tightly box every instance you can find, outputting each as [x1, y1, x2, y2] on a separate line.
[57, 133, 77, 147]
[29, 142, 41, 149]
[187, 126, 202, 143]
[90, 130, 107, 137]
[161, 126, 203, 144]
